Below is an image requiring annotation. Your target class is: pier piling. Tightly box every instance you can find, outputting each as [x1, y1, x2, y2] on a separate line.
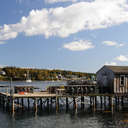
[12, 98, 15, 115]
[27, 98, 30, 110]
[0, 86, 128, 116]
[34, 98, 38, 114]
[66, 97, 69, 112]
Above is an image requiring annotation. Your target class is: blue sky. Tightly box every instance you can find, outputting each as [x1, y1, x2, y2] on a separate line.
[0, 0, 128, 73]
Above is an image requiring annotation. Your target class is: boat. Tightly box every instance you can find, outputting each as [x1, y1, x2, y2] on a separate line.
[26, 79, 32, 83]
[26, 71, 32, 83]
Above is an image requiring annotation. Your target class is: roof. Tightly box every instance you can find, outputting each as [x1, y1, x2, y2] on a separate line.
[105, 65, 128, 74]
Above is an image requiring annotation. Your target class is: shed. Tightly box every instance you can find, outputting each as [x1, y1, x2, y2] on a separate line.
[96, 65, 128, 94]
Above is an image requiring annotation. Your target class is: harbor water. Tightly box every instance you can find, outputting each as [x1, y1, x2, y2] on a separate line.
[0, 81, 128, 128]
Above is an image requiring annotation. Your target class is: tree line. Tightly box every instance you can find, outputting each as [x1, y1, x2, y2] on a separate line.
[0, 66, 95, 81]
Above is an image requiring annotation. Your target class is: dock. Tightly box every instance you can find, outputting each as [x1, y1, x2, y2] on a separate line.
[0, 84, 128, 116]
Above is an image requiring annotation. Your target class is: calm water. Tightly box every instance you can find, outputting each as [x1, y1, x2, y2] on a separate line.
[0, 81, 128, 128]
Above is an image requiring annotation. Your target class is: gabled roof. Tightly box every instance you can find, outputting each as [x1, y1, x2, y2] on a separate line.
[105, 65, 128, 74]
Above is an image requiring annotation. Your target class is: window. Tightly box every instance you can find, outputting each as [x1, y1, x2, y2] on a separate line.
[120, 75, 125, 86]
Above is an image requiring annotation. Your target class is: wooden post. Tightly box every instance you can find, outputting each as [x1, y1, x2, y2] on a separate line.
[115, 96, 118, 111]
[4, 96, 6, 109]
[17, 98, 19, 105]
[27, 98, 30, 110]
[73, 97, 77, 113]
[121, 96, 124, 106]
[56, 97, 59, 113]
[3, 96, 5, 109]
[21, 98, 24, 109]
[117, 96, 120, 105]
[1, 96, 3, 106]
[12, 98, 15, 116]
[7, 97, 11, 112]
[47, 98, 50, 112]
[81, 96, 84, 110]
[115, 96, 117, 105]
[90, 96, 92, 107]
[66, 97, 69, 112]
[108, 96, 111, 110]
[111, 97, 114, 114]
[40, 98, 43, 110]
[95, 96, 97, 108]
[1, 95, 3, 106]
[93, 96, 96, 112]
[50, 98, 52, 109]
[73, 97, 75, 109]
[100, 96, 103, 108]
[34, 98, 38, 114]
[104, 96, 106, 110]
[6, 97, 9, 111]
[2, 96, 4, 106]
[8, 97, 11, 112]
[0, 95, 1, 105]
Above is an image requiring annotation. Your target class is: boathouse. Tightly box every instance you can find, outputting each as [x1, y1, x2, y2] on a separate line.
[96, 65, 128, 94]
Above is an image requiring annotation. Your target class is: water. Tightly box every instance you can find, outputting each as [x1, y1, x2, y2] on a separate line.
[0, 81, 128, 128]
[0, 80, 67, 89]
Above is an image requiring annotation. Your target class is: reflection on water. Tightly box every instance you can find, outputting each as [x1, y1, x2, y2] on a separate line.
[1, 109, 128, 128]
[0, 81, 128, 128]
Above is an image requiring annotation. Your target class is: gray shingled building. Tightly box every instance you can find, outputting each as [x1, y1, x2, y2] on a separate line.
[96, 65, 128, 94]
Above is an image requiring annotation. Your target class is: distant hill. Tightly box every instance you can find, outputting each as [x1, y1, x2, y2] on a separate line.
[0, 66, 95, 81]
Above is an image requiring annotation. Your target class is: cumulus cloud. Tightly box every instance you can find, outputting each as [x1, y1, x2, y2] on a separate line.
[63, 40, 94, 51]
[102, 41, 124, 47]
[105, 62, 117, 66]
[45, 0, 77, 4]
[16, 0, 23, 4]
[1, 0, 128, 41]
[115, 55, 128, 62]
[0, 24, 18, 40]
[0, 41, 6, 45]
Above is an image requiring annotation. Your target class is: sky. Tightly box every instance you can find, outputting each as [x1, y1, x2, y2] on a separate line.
[0, 0, 128, 73]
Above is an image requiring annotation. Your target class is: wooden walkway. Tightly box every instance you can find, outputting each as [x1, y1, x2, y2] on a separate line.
[0, 82, 128, 117]
[1, 91, 127, 98]
[0, 92, 56, 98]
[0, 91, 127, 116]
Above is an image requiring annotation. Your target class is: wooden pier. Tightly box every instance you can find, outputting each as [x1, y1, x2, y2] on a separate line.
[0, 87, 128, 116]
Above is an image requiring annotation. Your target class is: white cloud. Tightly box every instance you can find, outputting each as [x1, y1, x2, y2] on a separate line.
[1, 0, 128, 40]
[0, 24, 18, 40]
[105, 62, 117, 66]
[45, 0, 77, 4]
[0, 41, 6, 45]
[115, 55, 128, 62]
[102, 41, 124, 47]
[63, 40, 94, 51]
[16, 0, 23, 4]
[103, 41, 117, 46]
[118, 43, 125, 47]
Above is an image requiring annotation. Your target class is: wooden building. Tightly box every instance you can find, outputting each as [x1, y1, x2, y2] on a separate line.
[96, 65, 128, 94]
